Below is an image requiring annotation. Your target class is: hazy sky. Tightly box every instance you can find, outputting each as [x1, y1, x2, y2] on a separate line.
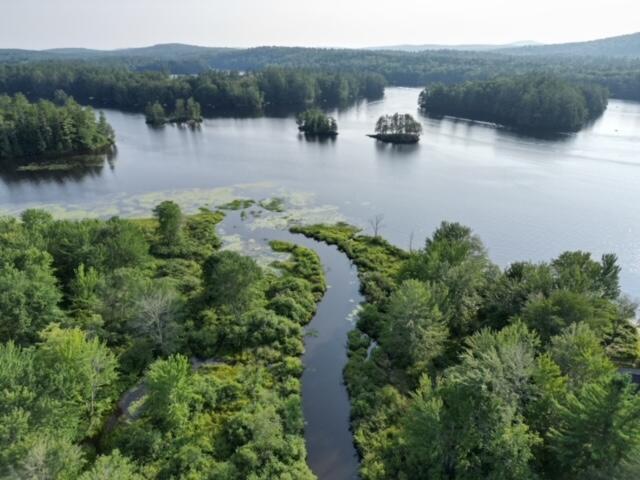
[2, 0, 638, 50]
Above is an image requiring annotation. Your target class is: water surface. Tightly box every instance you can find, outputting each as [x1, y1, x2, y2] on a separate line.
[1, 88, 639, 295]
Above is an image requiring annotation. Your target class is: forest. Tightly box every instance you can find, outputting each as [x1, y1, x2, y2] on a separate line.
[0, 63, 386, 116]
[0, 203, 326, 479]
[293, 221, 640, 480]
[1, 44, 639, 101]
[419, 74, 609, 132]
[0, 93, 114, 159]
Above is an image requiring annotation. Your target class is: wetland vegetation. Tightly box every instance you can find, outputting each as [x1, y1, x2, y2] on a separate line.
[293, 221, 640, 480]
[0, 202, 327, 479]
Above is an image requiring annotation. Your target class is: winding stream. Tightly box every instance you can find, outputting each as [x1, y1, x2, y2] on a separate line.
[220, 212, 361, 479]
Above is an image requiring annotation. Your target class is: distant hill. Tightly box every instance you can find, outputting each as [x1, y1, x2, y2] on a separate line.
[0, 43, 234, 63]
[498, 32, 640, 57]
[368, 41, 541, 52]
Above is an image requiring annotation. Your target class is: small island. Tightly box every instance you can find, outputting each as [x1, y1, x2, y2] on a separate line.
[145, 97, 203, 126]
[0, 93, 115, 160]
[418, 73, 609, 133]
[368, 113, 423, 144]
[296, 108, 338, 137]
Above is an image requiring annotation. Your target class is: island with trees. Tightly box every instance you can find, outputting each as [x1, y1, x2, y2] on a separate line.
[419, 74, 609, 132]
[145, 97, 203, 126]
[0, 203, 325, 479]
[0, 93, 115, 160]
[368, 113, 423, 143]
[296, 108, 338, 137]
[292, 221, 640, 480]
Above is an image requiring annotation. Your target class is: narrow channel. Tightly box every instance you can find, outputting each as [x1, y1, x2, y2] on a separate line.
[220, 213, 361, 479]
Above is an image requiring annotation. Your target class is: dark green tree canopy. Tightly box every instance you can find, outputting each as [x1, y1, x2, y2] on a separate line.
[0, 93, 115, 160]
[419, 74, 608, 132]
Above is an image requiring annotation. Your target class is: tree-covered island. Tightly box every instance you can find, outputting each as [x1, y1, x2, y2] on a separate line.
[296, 108, 338, 136]
[368, 113, 423, 143]
[0, 93, 115, 160]
[419, 74, 609, 133]
[145, 97, 203, 126]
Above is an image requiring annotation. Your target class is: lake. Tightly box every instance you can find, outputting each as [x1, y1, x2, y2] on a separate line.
[1, 87, 639, 297]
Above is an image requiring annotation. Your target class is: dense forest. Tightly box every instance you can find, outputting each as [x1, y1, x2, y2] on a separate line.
[0, 63, 386, 116]
[0, 93, 114, 159]
[293, 222, 640, 480]
[419, 74, 609, 132]
[1, 39, 639, 100]
[0, 203, 326, 478]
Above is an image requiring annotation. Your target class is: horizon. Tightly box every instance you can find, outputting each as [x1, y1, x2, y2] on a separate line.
[1, 0, 638, 50]
[3, 31, 638, 53]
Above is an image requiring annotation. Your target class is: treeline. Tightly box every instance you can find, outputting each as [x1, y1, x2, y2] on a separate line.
[294, 222, 640, 480]
[212, 53, 640, 102]
[419, 74, 609, 132]
[2, 47, 640, 100]
[0, 203, 325, 478]
[0, 62, 386, 116]
[166, 47, 640, 102]
[0, 92, 114, 159]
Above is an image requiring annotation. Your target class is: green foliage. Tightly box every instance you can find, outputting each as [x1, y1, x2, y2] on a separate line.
[291, 222, 407, 303]
[371, 113, 422, 143]
[419, 74, 609, 132]
[401, 221, 498, 338]
[296, 108, 338, 136]
[219, 198, 255, 210]
[153, 200, 183, 247]
[374, 113, 422, 135]
[202, 251, 263, 313]
[259, 197, 285, 212]
[548, 375, 640, 479]
[302, 220, 639, 480]
[0, 93, 114, 160]
[146, 97, 202, 125]
[383, 280, 448, 374]
[0, 202, 326, 479]
[0, 63, 384, 117]
[144, 101, 166, 126]
[78, 450, 145, 480]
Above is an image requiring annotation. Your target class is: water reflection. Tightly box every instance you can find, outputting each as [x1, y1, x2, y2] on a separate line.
[298, 133, 338, 145]
[0, 152, 116, 185]
[1, 88, 639, 295]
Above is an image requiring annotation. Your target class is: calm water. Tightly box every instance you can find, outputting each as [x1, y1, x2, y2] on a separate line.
[1, 87, 639, 296]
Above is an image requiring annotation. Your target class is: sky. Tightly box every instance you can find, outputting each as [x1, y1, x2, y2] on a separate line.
[1, 0, 639, 50]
